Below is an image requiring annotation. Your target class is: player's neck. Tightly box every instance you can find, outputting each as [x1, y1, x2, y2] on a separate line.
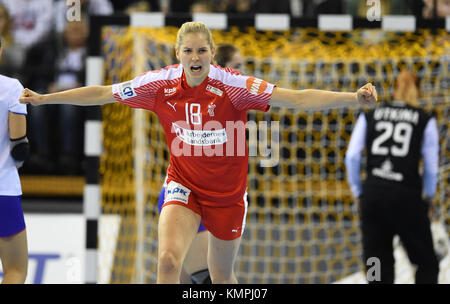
[183, 65, 210, 88]
[185, 74, 208, 88]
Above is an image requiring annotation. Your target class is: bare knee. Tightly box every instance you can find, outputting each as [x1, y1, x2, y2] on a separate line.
[2, 267, 27, 284]
[158, 250, 183, 276]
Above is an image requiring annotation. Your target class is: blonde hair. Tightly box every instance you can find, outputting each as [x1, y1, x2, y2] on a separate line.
[175, 21, 215, 52]
[393, 70, 420, 107]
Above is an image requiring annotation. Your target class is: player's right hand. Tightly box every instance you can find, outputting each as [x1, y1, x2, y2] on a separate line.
[19, 88, 44, 106]
[356, 83, 377, 105]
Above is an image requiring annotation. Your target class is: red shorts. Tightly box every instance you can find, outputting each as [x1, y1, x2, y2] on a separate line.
[161, 179, 248, 240]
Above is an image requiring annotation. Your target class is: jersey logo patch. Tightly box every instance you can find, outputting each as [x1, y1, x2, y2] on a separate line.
[206, 84, 223, 96]
[165, 181, 191, 204]
[246, 77, 268, 95]
[118, 81, 137, 100]
[164, 87, 177, 96]
[167, 101, 177, 111]
[208, 103, 216, 117]
[372, 159, 404, 182]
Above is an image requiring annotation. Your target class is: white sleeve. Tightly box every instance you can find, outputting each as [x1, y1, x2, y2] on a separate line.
[345, 113, 367, 198]
[8, 80, 27, 115]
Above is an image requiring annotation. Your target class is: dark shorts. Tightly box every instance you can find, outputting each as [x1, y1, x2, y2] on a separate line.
[360, 184, 439, 283]
[0, 195, 26, 237]
[158, 187, 207, 233]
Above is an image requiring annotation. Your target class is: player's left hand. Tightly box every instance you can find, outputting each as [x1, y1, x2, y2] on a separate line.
[356, 83, 377, 105]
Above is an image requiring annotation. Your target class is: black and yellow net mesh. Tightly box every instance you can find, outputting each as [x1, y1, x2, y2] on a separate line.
[99, 26, 449, 283]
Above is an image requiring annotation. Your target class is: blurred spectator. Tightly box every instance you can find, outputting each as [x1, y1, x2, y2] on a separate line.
[169, 0, 195, 13]
[83, 0, 114, 13]
[290, 0, 304, 16]
[21, 35, 58, 173]
[343, 0, 422, 17]
[0, 3, 23, 79]
[111, 0, 162, 12]
[109, 0, 129, 12]
[218, 0, 253, 14]
[190, 0, 214, 13]
[166, 0, 341, 16]
[409, 0, 427, 18]
[299, 0, 343, 16]
[25, 20, 89, 175]
[124, 1, 151, 14]
[423, 0, 450, 18]
[49, 21, 88, 94]
[54, 0, 113, 33]
[0, 0, 54, 71]
[253, 0, 292, 14]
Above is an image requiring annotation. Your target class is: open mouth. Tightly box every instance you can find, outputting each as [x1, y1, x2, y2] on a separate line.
[191, 65, 202, 73]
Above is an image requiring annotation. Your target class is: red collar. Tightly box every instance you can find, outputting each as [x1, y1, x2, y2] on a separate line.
[180, 69, 209, 91]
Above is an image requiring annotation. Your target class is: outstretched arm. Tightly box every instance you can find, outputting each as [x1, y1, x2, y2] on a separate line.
[20, 86, 116, 106]
[270, 83, 377, 109]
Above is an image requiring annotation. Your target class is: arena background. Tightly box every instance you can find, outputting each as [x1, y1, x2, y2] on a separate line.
[5, 11, 449, 284]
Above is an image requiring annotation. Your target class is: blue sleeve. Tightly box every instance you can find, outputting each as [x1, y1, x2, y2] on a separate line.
[421, 117, 439, 198]
[345, 113, 367, 198]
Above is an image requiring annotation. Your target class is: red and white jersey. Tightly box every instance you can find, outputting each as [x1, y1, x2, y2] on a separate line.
[112, 64, 275, 205]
